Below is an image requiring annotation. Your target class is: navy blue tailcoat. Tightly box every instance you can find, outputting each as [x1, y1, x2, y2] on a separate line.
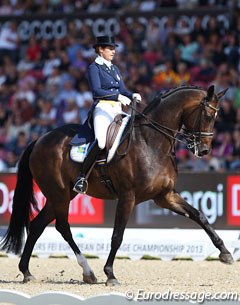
[87, 62, 133, 104]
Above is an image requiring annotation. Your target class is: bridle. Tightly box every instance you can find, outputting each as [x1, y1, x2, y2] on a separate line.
[181, 96, 219, 153]
[127, 94, 219, 153]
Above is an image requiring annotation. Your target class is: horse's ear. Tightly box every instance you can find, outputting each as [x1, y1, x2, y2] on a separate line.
[217, 88, 228, 100]
[207, 85, 215, 100]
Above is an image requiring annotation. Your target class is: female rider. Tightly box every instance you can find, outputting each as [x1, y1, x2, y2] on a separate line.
[73, 35, 141, 193]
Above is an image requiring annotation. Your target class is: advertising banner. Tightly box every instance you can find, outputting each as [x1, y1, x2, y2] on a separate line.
[0, 8, 230, 42]
[0, 172, 240, 260]
[0, 172, 240, 229]
[0, 173, 104, 226]
[134, 173, 240, 230]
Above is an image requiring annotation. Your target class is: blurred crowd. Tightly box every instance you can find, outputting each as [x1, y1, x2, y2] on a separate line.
[0, 0, 236, 15]
[0, 0, 239, 172]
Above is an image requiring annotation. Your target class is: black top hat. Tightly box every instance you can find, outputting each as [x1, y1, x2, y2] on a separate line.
[93, 36, 118, 48]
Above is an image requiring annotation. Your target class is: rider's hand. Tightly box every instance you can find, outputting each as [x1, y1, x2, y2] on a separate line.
[132, 93, 142, 103]
[118, 94, 131, 106]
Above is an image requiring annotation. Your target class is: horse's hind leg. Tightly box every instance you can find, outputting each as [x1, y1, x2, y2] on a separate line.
[54, 199, 97, 284]
[19, 201, 55, 282]
[154, 191, 233, 264]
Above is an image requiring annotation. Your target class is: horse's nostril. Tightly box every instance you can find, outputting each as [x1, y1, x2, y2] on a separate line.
[200, 147, 210, 156]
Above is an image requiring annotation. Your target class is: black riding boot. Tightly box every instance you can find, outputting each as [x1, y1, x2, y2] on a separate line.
[73, 140, 101, 194]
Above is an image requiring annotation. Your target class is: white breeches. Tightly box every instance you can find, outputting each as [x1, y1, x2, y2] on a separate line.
[93, 102, 122, 149]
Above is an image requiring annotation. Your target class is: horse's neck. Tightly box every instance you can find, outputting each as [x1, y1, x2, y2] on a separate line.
[137, 92, 188, 154]
[151, 95, 184, 131]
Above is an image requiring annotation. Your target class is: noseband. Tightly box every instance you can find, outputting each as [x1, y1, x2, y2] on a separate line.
[183, 96, 219, 151]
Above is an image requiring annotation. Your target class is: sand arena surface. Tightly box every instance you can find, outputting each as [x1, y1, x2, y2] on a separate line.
[0, 257, 239, 299]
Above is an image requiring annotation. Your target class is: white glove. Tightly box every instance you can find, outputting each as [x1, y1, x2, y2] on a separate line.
[118, 94, 131, 106]
[132, 93, 142, 103]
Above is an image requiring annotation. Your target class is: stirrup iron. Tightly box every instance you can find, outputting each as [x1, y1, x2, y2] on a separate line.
[73, 177, 88, 194]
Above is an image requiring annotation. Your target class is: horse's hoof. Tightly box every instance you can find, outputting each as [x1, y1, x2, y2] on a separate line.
[23, 274, 37, 283]
[105, 278, 120, 287]
[83, 271, 97, 284]
[219, 252, 234, 264]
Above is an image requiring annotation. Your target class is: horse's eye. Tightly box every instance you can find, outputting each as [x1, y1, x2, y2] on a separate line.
[204, 111, 214, 121]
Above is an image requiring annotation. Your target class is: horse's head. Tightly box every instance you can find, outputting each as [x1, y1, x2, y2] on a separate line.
[183, 85, 227, 157]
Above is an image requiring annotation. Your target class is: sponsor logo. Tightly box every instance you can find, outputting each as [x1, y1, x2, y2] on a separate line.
[227, 176, 240, 226]
[180, 184, 223, 225]
[0, 174, 103, 225]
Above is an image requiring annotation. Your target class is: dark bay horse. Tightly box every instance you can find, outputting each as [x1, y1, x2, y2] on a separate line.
[0, 85, 233, 286]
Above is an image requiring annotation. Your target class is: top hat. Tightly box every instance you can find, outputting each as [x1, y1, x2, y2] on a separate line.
[93, 36, 118, 48]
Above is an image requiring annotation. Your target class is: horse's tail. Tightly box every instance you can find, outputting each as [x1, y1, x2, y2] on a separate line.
[0, 140, 38, 255]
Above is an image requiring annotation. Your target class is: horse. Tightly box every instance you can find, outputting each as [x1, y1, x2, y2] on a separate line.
[0, 85, 233, 286]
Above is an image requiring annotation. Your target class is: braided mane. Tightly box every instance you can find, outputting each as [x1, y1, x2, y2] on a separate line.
[143, 85, 205, 115]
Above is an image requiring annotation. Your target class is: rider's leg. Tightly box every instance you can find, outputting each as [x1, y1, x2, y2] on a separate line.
[73, 103, 116, 194]
[94, 103, 116, 149]
[73, 139, 101, 193]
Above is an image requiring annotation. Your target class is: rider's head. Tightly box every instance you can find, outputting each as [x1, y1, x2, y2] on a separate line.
[93, 36, 118, 61]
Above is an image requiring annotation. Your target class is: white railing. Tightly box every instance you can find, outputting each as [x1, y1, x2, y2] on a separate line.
[0, 290, 137, 305]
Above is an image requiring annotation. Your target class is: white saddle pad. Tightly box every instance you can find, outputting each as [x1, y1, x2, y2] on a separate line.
[70, 143, 90, 163]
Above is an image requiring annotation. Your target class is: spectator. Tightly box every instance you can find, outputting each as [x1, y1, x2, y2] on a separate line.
[7, 130, 29, 158]
[0, 0, 12, 15]
[228, 128, 240, 170]
[175, 61, 190, 85]
[145, 19, 161, 50]
[153, 61, 178, 90]
[35, 99, 57, 134]
[129, 21, 146, 52]
[62, 98, 80, 124]
[178, 33, 199, 67]
[0, 102, 11, 145]
[223, 32, 239, 69]
[139, 0, 156, 11]
[26, 36, 42, 63]
[66, 36, 82, 64]
[215, 98, 236, 132]
[71, 50, 88, 73]
[211, 131, 233, 163]
[87, 0, 102, 12]
[0, 21, 19, 64]
[2, 150, 18, 172]
[56, 77, 78, 106]
[6, 111, 31, 143]
[42, 49, 60, 77]
[76, 81, 93, 123]
[59, 50, 71, 72]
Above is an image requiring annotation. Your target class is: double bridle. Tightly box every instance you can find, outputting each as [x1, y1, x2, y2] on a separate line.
[128, 94, 219, 152]
[181, 96, 219, 153]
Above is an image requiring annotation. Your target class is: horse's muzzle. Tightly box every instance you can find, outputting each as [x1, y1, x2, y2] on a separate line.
[197, 143, 210, 157]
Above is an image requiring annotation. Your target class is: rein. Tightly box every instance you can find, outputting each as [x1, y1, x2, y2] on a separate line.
[128, 103, 188, 146]
[116, 99, 136, 157]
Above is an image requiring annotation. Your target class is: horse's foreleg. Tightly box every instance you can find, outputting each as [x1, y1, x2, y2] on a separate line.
[154, 192, 233, 264]
[104, 197, 135, 286]
[19, 202, 55, 283]
[54, 202, 97, 284]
